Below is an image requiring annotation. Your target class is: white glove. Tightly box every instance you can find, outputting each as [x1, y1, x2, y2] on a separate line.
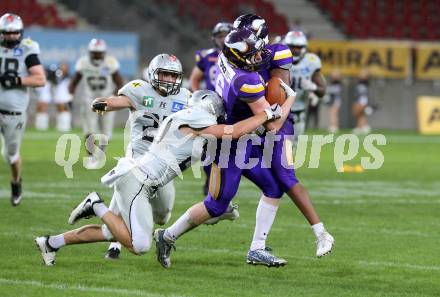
[279, 80, 296, 98]
[264, 104, 282, 121]
[301, 79, 318, 91]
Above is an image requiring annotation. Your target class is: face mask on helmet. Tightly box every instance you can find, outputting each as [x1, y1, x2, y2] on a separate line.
[283, 31, 307, 62]
[212, 22, 233, 49]
[223, 28, 271, 71]
[190, 90, 225, 120]
[0, 13, 24, 48]
[233, 14, 269, 45]
[88, 38, 107, 66]
[148, 54, 183, 96]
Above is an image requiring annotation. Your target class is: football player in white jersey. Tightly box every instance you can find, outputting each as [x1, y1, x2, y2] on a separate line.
[283, 31, 326, 144]
[35, 90, 283, 266]
[0, 13, 46, 206]
[68, 38, 123, 168]
[95, 53, 190, 259]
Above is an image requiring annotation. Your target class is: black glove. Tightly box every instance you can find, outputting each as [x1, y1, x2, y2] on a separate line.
[0, 72, 21, 89]
[91, 98, 108, 115]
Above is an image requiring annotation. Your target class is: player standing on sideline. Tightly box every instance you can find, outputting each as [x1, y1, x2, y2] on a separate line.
[35, 63, 72, 132]
[283, 31, 326, 145]
[69, 38, 123, 168]
[35, 90, 283, 266]
[0, 13, 46, 206]
[189, 22, 232, 195]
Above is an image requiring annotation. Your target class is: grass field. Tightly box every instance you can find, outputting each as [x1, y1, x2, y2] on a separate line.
[0, 128, 439, 297]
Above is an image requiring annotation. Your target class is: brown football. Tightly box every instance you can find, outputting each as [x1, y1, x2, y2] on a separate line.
[265, 77, 286, 105]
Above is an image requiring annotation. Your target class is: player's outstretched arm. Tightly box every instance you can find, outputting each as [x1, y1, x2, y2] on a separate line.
[194, 106, 281, 139]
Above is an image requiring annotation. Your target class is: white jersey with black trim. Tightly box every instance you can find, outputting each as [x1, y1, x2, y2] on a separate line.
[118, 79, 191, 157]
[137, 107, 217, 186]
[0, 38, 40, 112]
[289, 52, 321, 112]
[74, 55, 119, 101]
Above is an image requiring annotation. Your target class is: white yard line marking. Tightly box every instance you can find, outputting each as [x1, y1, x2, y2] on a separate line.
[0, 278, 187, 297]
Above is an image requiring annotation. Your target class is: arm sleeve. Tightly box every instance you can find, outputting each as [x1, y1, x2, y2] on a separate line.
[25, 54, 41, 68]
[269, 44, 293, 70]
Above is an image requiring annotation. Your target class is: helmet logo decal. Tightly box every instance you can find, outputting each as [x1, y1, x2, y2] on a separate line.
[6, 14, 15, 23]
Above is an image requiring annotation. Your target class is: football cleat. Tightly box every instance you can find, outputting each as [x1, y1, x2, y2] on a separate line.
[316, 231, 334, 257]
[68, 192, 103, 225]
[154, 229, 175, 269]
[10, 179, 22, 206]
[246, 249, 287, 268]
[35, 236, 58, 266]
[204, 203, 239, 225]
[104, 247, 121, 260]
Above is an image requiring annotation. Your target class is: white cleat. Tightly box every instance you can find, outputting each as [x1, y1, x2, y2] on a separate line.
[35, 236, 58, 266]
[68, 192, 103, 225]
[204, 203, 239, 225]
[316, 231, 335, 257]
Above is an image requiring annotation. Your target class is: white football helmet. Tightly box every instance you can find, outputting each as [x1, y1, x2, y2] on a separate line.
[283, 31, 308, 62]
[189, 90, 225, 119]
[0, 13, 24, 48]
[88, 38, 106, 65]
[148, 54, 183, 96]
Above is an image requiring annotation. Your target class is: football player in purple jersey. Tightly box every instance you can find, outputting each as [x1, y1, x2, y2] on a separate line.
[154, 15, 334, 269]
[154, 27, 297, 268]
[235, 14, 334, 259]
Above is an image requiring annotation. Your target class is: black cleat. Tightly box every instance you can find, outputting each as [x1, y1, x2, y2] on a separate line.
[104, 248, 121, 260]
[11, 179, 22, 206]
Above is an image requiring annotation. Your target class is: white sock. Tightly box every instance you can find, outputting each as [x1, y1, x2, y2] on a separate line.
[109, 242, 122, 250]
[164, 211, 194, 243]
[56, 111, 71, 132]
[48, 234, 65, 249]
[250, 199, 278, 251]
[93, 202, 109, 218]
[35, 113, 49, 130]
[312, 222, 325, 238]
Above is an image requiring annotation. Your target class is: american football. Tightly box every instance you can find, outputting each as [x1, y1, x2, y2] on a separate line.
[265, 76, 286, 105]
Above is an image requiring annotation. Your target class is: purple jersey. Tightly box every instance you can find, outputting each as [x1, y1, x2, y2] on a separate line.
[215, 53, 265, 124]
[195, 48, 220, 91]
[259, 43, 293, 82]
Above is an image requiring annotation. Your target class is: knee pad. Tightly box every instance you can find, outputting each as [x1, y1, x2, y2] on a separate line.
[132, 238, 151, 255]
[101, 224, 114, 241]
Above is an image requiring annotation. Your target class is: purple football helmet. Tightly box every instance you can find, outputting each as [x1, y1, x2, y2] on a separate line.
[222, 28, 271, 71]
[233, 14, 269, 45]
